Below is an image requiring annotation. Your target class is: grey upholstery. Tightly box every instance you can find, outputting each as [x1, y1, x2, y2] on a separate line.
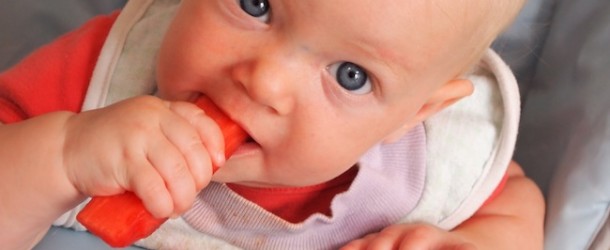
[508, 0, 610, 249]
[0, 0, 126, 71]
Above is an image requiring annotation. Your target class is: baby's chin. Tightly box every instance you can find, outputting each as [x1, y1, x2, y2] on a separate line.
[211, 172, 299, 187]
[212, 172, 333, 188]
[230, 139, 260, 156]
[211, 154, 349, 188]
[236, 175, 345, 189]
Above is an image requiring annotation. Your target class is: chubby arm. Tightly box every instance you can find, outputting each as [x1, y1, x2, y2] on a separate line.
[342, 161, 545, 249]
[451, 161, 545, 249]
[0, 112, 86, 250]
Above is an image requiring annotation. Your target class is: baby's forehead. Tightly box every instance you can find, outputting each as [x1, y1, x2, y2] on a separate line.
[311, 1, 488, 42]
[315, 2, 480, 59]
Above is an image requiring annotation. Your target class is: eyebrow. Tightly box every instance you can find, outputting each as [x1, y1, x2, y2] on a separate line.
[346, 35, 413, 86]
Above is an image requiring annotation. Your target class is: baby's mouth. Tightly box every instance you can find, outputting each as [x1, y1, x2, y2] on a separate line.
[232, 135, 261, 156]
[243, 135, 261, 147]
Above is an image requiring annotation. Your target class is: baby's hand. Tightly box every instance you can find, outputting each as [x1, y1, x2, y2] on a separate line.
[62, 96, 225, 219]
[341, 223, 476, 250]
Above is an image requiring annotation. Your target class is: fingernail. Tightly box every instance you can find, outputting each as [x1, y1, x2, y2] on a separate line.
[216, 152, 226, 166]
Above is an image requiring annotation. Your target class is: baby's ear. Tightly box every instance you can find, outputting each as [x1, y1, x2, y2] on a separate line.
[414, 78, 474, 121]
[383, 78, 473, 143]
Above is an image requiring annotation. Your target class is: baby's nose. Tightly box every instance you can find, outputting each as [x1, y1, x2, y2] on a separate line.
[232, 54, 298, 115]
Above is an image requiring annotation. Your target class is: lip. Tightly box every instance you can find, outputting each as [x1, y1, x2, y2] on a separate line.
[203, 95, 261, 154]
[231, 141, 262, 156]
[224, 113, 258, 149]
[199, 94, 247, 130]
[228, 122, 261, 157]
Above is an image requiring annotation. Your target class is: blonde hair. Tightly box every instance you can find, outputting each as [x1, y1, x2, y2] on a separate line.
[459, 0, 527, 72]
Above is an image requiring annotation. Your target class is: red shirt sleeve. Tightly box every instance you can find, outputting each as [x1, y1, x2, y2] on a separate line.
[0, 11, 119, 124]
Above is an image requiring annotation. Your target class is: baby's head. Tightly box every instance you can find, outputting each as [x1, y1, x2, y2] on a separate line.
[156, 0, 524, 187]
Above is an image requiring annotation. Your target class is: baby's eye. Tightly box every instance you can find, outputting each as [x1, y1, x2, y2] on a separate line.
[328, 62, 372, 95]
[239, 0, 271, 22]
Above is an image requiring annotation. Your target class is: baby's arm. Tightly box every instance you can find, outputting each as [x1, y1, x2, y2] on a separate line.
[342, 161, 545, 249]
[450, 161, 545, 249]
[0, 111, 87, 249]
[0, 96, 225, 249]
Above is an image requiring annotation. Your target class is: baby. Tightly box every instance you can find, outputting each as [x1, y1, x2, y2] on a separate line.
[0, 0, 544, 249]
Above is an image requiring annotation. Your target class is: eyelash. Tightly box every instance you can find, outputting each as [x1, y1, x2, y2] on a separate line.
[327, 62, 374, 95]
[237, 0, 271, 23]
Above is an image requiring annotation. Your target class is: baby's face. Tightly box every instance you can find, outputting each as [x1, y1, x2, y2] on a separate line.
[156, 0, 481, 187]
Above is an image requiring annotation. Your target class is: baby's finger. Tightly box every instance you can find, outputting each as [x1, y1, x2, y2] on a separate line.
[340, 234, 377, 250]
[167, 101, 225, 168]
[159, 112, 212, 190]
[147, 136, 198, 215]
[339, 240, 365, 250]
[395, 225, 441, 250]
[126, 159, 174, 219]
